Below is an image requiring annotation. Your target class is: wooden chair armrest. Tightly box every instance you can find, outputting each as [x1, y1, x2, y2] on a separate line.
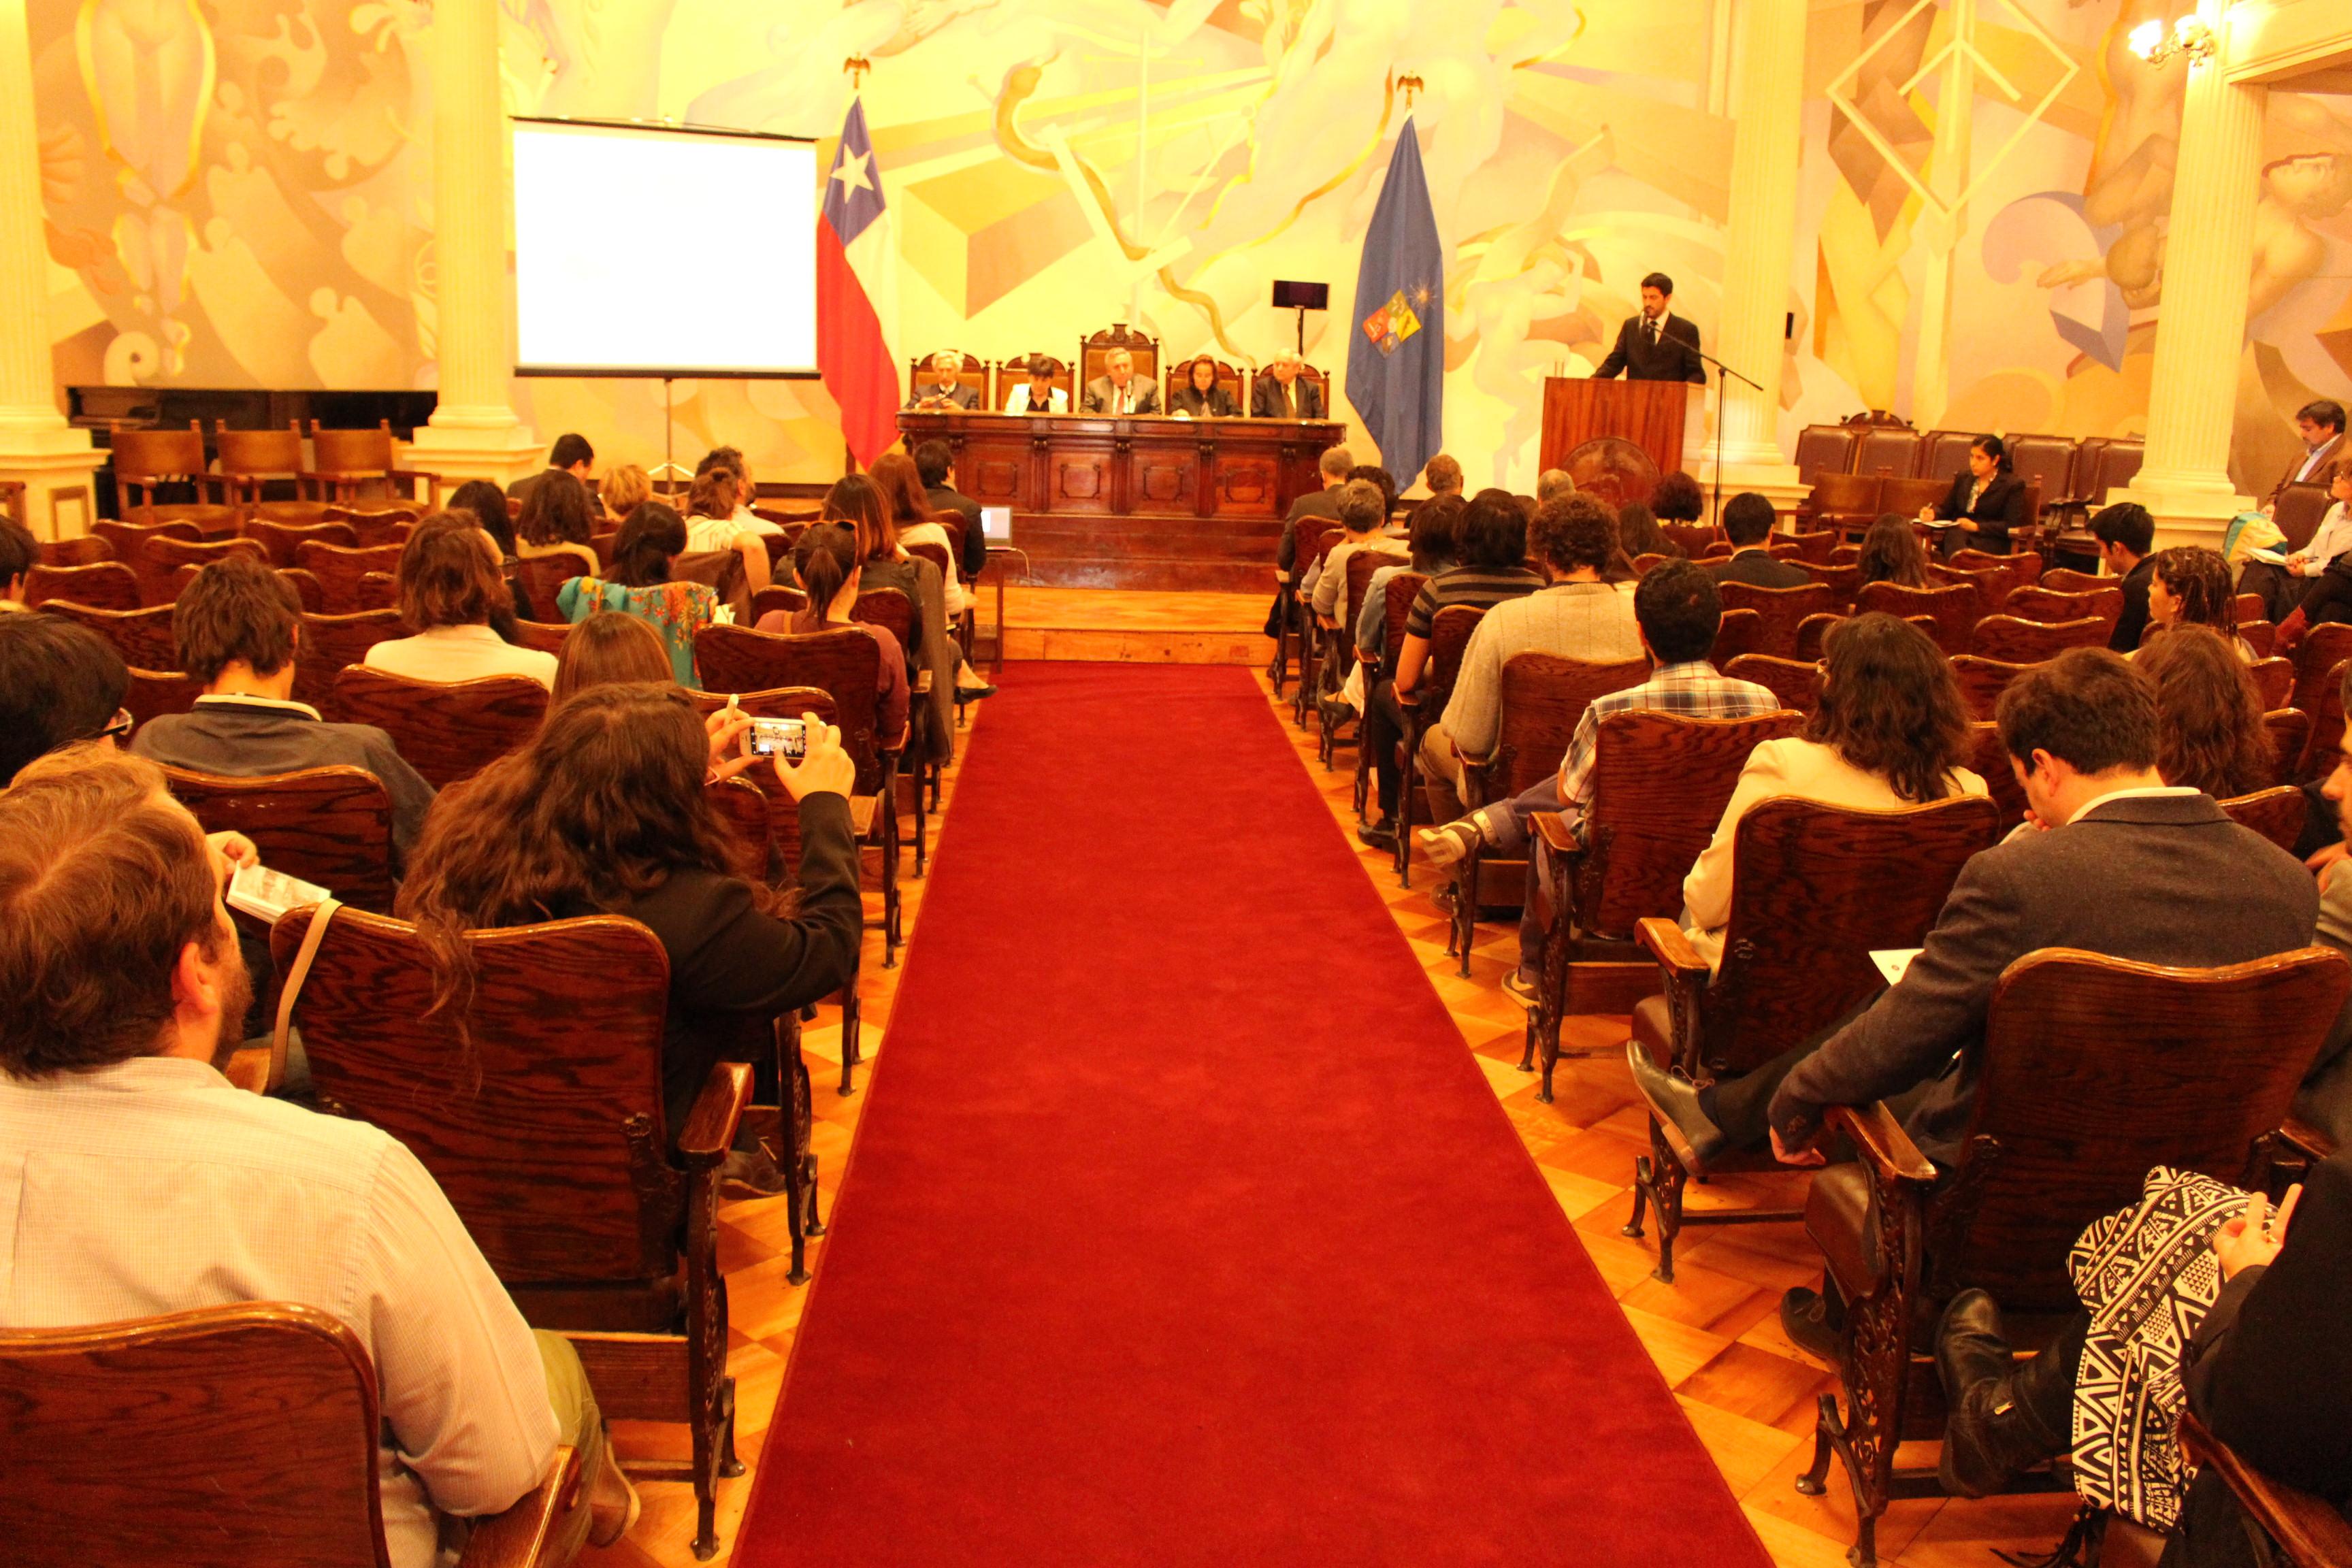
[1635, 917, 1708, 981]
[455, 1445, 581, 1568]
[674, 1061, 753, 1169]
[1826, 1102, 1937, 1185]
[2179, 1411, 2352, 1567]
[1531, 810, 1578, 855]
[387, 466, 440, 482]
[2280, 1115, 2338, 1163]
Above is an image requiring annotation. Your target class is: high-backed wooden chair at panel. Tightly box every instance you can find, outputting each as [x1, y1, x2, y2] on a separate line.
[693, 624, 902, 964]
[1793, 424, 1859, 487]
[1394, 603, 1487, 886]
[906, 349, 989, 408]
[1446, 653, 1649, 977]
[0, 1301, 579, 1568]
[1918, 429, 1976, 482]
[294, 608, 408, 710]
[1523, 708, 1804, 1100]
[1796, 946, 2349, 1568]
[297, 540, 408, 615]
[1804, 472, 1882, 538]
[2178, 1409, 2352, 1568]
[306, 421, 440, 510]
[148, 533, 266, 590]
[1722, 653, 1822, 715]
[1624, 796, 2000, 1281]
[1852, 426, 1923, 479]
[1716, 581, 1836, 660]
[271, 908, 754, 1562]
[321, 504, 419, 548]
[1951, 654, 2036, 723]
[39, 599, 178, 670]
[213, 423, 329, 527]
[1077, 323, 1160, 402]
[107, 421, 237, 535]
[23, 560, 140, 611]
[161, 763, 395, 913]
[1855, 581, 1978, 655]
[991, 355, 1074, 410]
[1164, 354, 1243, 411]
[242, 517, 357, 568]
[328, 667, 547, 790]
[1969, 612, 2106, 663]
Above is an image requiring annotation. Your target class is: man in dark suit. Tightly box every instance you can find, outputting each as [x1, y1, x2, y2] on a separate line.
[1081, 349, 1160, 415]
[506, 432, 593, 506]
[905, 351, 980, 411]
[912, 438, 987, 581]
[2259, 397, 2345, 514]
[1705, 492, 1810, 589]
[1274, 445, 1354, 574]
[1250, 351, 1326, 419]
[2093, 502, 2157, 652]
[1590, 272, 1705, 384]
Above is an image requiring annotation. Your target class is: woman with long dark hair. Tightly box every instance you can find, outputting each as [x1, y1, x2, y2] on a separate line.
[551, 610, 672, 703]
[1680, 612, 1986, 968]
[1919, 434, 2030, 555]
[2139, 623, 2274, 798]
[446, 478, 517, 557]
[1614, 500, 1675, 564]
[1856, 513, 1930, 588]
[515, 469, 600, 575]
[2142, 545, 2256, 659]
[680, 468, 772, 593]
[754, 522, 911, 749]
[554, 502, 723, 686]
[397, 683, 862, 1191]
[366, 512, 557, 687]
[824, 473, 963, 752]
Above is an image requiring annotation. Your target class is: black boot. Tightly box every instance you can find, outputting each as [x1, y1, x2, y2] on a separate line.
[1936, 1290, 2075, 1497]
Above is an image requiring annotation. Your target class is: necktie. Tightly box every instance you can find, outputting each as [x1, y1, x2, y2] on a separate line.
[1280, 384, 1292, 419]
[1646, 317, 1659, 345]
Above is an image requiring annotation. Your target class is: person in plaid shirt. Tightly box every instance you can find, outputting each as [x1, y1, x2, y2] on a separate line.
[1416, 560, 1778, 1001]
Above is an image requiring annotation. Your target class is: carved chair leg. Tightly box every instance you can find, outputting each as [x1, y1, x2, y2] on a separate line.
[1454, 843, 1479, 979]
[1650, 1140, 1688, 1284]
[911, 769, 928, 881]
[717, 1373, 745, 1479]
[1533, 883, 1571, 1105]
[838, 979, 862, 1097]
[1796, 1392, 1838, 1496]
[1394, 736, 1418, 887]
[1624, 1152, 1653, 1239]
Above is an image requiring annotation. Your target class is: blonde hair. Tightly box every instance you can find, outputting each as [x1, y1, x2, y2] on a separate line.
[600, 463, 651, 520]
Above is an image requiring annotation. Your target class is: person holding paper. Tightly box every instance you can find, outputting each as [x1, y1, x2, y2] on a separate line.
[1918, 434, 2031, 555]
[2244, 465, 2352, 626]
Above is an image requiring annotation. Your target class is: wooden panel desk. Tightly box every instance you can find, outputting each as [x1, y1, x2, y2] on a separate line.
[898, 410, 1344, 591]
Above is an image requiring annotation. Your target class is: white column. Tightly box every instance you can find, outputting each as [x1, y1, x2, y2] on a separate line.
[1710, 0, 1806, 510]
[0, 0, 97, 538]
[2119, 3, 2264, 546]
[1909, 0, 1979, 433]
[407, 0, 541, 484]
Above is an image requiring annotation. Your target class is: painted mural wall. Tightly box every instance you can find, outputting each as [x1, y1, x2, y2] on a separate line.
[31, 0, 2352, 494]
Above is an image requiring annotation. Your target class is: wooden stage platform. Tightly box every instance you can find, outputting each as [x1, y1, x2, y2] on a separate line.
[988, 586, 1277, 666]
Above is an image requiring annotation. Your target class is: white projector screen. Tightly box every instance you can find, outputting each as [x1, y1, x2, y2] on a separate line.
[511, 119, 817, 378]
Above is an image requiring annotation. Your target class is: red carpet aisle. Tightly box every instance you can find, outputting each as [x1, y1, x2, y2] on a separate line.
[733, 664, 1774, 1567]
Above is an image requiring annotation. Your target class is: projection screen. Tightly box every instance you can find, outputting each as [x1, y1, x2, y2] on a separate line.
[511, 118, 818, 378]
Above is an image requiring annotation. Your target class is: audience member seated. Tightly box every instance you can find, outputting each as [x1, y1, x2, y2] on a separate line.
[1535, 469, 1574, 502]
[873, 451, 972, 620]
[828, 474, 959, 753]
[515, 469, 602, 577]
[507, 431, 596, 512]
[446, 478, 517, 557]
[1614, 501, 1674, 564]
[2095, 502, 2157, 652]
[1399, 493, 1643, 841]
[1169, 357, 1238, 419]
[0, 742, 635, 1565]
[0, 613, 127, 785]
[913, 438, 988, 582]
[1420, 453, 1465, 499]
[1679, 614, 1986, 969]
[2140, 546, 2255, 659]
[1929, 1148, 2349, 1568]
[680, 468, 772, 594]
[398, 684, 862, 1194]
[599, 462, 652, 527]
[757, 523, 911, 751]
[1001, 355, 1068, 416]
[2303, 676, 2352, 1139]
[556, 502, 723, 687]
[1627, 648, 2319, 1352]
[1418, 561, 1780, 1005]
[1919, 433, 2029, 555]
[2240, 463, 2352, 623]
[1651, 471, 1705, 528]
[1309, 478, 1409, 636]
[366, 512, 560, 689]
[1274, 444, 1353, 576]
[551, 610, 674, 702]
[1356, 493, 1462, 674]
[1708, 492, 1809, 588]
[132, 555, 436, 864]
[1360, 490, 1541, 837]
[1855, 513, 1929, 588]
[2139, 624, 2273, 800]
[0, 518, 32, 608]
[2255, 397, 2346, 520]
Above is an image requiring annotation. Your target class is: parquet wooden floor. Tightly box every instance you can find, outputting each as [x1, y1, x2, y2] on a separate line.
[581, 659, 2097, 1568]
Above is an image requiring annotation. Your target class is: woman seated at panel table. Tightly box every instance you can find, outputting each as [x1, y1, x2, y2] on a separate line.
[1917, 434, 2031, 557]
[1002, 355, 1068, 414]
[1169, 357, 1239, 419]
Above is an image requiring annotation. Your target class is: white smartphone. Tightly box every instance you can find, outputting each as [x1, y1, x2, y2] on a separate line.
[747, 717, 806, 760]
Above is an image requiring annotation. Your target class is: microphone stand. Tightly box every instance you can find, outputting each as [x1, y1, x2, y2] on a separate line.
[1687, 344, 1762, 528]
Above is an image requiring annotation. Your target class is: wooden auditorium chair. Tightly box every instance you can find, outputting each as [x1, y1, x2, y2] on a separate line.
[297, 540, 408, 614]
[321, 503, 419, 548]
[147, 533, 265, 587]
[1351, 570, 1427, 819]
[328, 667, 548, 789]
[2219, 785, 2308, 853]
[306, 420, 440, 510]
[213, 422, 329, 527]
[1968, 613, 2107, 664]
[2178, 1410, 2352, 1568]
[2004, 583, 2120, 634]
[160, 763, 397, 914]
[1290, 525, 1345, 730]
[1855, 581, 1978, 655]
[1317, 549, 1390, 768]
[1623, 796, 1999, 1281]
[39, 598, 178, 670]
[92, 516, 203, 604]
[848, 585, 934, 856]
[2289, 627, 2352, 716]
[107, 421, 238, 536]
[122, 667, 201, 731]
[1716, 581, 1836, 660]
[1966, 723, 2029, 831]
[1797, 560, 1861, 606]
[1721, 653, 1822, 715]
[1794, 946, 2347, 1568]
[23, 559, 140, 611]
[293, 608, 407, 710]
[1394, 603, 1486, 886]
[241, 517, 357, 568]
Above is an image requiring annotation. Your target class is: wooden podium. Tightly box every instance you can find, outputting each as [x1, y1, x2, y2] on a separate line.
[1539, 378, 1688, 503]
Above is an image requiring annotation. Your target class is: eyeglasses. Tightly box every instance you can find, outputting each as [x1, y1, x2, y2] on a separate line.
[99, 708, 133, 742]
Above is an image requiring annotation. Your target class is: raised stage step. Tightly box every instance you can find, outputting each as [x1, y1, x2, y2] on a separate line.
[988, 586, 1278, 666]
[1007, 512, 1284, 593]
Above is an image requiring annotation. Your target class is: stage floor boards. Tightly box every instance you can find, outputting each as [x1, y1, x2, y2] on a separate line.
[992, 585, 1276, 665]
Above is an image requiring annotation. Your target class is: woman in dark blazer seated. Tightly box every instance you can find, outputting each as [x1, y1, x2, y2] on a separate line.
[1169, 357, 1239, 419]
[1919, 434, 2031, 555]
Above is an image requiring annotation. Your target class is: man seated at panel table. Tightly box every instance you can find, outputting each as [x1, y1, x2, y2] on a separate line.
[1623, 649, 2325, 1354]
[1250, 350, 1326, 420]
[1082, 348, 1162, 416]
[906, 350, 981, 411]
[0, 743, 639, 1565]
[1001, 355, 1068, 416]
[131, 555, 436, 868]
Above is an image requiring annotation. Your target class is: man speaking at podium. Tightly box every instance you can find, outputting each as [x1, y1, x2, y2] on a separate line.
[1591, 272, 1705, 384]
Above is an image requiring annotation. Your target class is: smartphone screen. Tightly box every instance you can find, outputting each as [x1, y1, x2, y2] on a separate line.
[748, 717, 806, 759]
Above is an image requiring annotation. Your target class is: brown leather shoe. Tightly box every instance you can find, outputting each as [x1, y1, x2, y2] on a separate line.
[586, 1434, 642, 1546]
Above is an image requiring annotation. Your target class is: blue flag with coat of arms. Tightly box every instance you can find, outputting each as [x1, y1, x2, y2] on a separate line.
[1345, 117, 1443, 484]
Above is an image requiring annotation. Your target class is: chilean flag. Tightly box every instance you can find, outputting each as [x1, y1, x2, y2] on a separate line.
[818, 99, 900, 468]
